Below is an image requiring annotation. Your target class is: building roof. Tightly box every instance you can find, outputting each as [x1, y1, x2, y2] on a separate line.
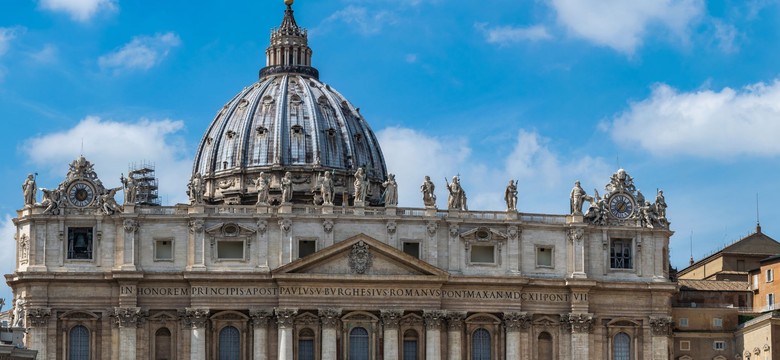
[678, 225, 780, 277]
[677, 279, 750, 292]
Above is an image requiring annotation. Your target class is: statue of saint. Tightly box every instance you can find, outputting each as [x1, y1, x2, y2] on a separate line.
[281, 172, 293, 203]
[382, 174, 398, 206]
[188, 173, 205, 205]
[22, 174, 36, 207]
[420, 176, 436, 207]
[446, 176, 467, 210]
[120, 172, 138, 204]
[255, 172, 269, 205]
[41, 187, 61, 215]
[354, 168, 368, 204]
[505, 180, 518, 211]
[655, 190, 667, 219]
[12, 297, 24, 328]
[320, 171, 335, 205]
[570, 180, 586, 215]
[99, 187, 123, 215]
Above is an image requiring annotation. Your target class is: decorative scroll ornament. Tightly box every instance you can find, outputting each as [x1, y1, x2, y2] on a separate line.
[507, 226, 519, 240]
[649, 316, 673, 336]
[449, 224, 460, 238]
[249, 308, 273, 328]
[123, 219, 138, 233]
[386, 221, 397, 235]
[66, 156, 99, 181]
[319, 308, 342, 328]
[322, 219, 334, 234]
[560, 313, 593, 333]
[19, 234, 29, 264]
[426, 221, 438, 237]
[26, 308, 52, 327]
[112, 307, 146, 328]
[568, 228, 584, 243]
[580, 168, 669, 229]
[189, 219, 205, 233]
[504, 312, 531, 331]
[348, 241, 373, 274]
[380, 309, 403, 329]
[279, 218, 292, 233]
[275, 308, 298, 328]
[446, 311, 466, 330]
[179, 308, 209, 329]
[257, 220, 268, 235]
[423, 310, 446, 329]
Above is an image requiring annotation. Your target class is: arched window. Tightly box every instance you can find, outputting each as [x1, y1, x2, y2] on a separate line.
[538, 332, 553, 360]
[69, 325, 90, 360]
[472, 328, 491, 360]
[219, 326, 240, 360]
[155, 328, 172, 360]
[613, 332, 630, 360]
[403, 329, 418, 360]
[349, 327, 369, 360]
[298, 328, 315, 360]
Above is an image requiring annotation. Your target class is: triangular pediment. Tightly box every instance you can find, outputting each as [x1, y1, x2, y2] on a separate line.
[273, 234, 449, 279]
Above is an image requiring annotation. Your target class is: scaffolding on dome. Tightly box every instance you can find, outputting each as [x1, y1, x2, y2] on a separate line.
[128, 162, 161, 206]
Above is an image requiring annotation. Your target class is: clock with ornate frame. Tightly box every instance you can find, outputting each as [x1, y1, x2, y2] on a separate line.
[67, 181, 96, 208]
[608, 192, 635, 220]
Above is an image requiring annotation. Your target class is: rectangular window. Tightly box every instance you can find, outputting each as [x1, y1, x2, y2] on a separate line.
[470, 245, 495, 264]
[536, 246, 554, 268]
[754, 274, 760, 289]
[298, 240, 316, 258]
[713, 341, 726, 350]
[767, 269, 774, 282]
[217, 241, 244, 260]
[403, 340, 418, 360]
[713, 318, 722, 327]
[154, 239, 173, 261]
[768, 293, 775, 310]
[403, 242, 420, 259]
[67, 227, 94, 260]
[610, 239, 633, 269]
[679, 318, 688, 327]
[680, 340, 690, 351]
[298, 339, 314, 360]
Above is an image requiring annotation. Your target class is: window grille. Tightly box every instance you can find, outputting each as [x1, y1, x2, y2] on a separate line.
[472, 328, 491, 360]
[69, 325, 90, 360]
[614, 332, 630, 360]
[610, 239, 632, 269]
[349, 327, 369, 360]
[219, 326, 240, 360]
[298, 339, 314, 360]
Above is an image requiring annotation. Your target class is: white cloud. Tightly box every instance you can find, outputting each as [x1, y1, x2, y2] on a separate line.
[610, 81, 780, 158]
[0, 27, 20, 57]
[325, 6, 395, 36]
[98, 32, 181, 73]
[712, 20, 739, 53]
[377, 126, 610, 213]
[23, 116, 192, 204]
[404, 54, 418, 63]
[0, 215, 16, 306]
[476, 23, 553, 45]
[549, 0, 704, 54]
[29, 44, 58, 63]
[38, 0, 117, 22]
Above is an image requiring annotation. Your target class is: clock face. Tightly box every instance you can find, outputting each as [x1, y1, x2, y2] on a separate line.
[609, 193, 634, 219]
[68, 182, 96, 207]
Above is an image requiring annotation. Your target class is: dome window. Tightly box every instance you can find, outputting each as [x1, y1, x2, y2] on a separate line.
[291, 125, 304, 135]
[206, 137, 214, 145]
[238, 99, 249, 109]
[226, 130, 237, 139]
[326, 128, 337, 137]
[354, 134, 363, 142]
[290, 94, 302, 105]
[256, 126, 268, 136]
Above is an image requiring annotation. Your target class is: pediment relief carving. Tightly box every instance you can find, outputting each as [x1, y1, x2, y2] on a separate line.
[205, 223, 257, 238]
[149, 311, 178, 323]
[295, 312, 320, 326]
[460, 227, 508, 245]
[532, 315, 560, 328]
[210, 310, 249, 321]
[466, 313, 501, 325]
[60, 310, 101, 320]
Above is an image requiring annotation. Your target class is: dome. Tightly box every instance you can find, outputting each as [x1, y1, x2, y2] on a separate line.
[192, 2, 387, 205]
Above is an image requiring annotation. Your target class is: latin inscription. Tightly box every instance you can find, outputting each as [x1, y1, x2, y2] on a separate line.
[121, 285, 585, 302]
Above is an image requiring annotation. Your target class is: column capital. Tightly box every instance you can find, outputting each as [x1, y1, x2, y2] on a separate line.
[179, 308, 210, 329]
[445, 311, 466, 330]
[423, 310, 446, 330]
[249, 308, 274, 328]
[503, 312, 531, 332]
[319, 308, 342, 329]
[380, 309, 403, 329]
[649, 316, 673, 337]
[112, 307, 147, 328]
[560, 313, 593, 334]
[26, 307, 52, 328]
[275, 307, 298, 329]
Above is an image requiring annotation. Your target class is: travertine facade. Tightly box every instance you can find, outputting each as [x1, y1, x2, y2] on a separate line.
[5, 2, 676, 359]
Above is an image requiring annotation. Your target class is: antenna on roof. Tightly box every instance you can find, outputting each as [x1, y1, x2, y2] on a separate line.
[689, 230, 694, 266]
[756, 193, 762, 233]
[80, 138, 84, 156]
[616, 154, 621, 169]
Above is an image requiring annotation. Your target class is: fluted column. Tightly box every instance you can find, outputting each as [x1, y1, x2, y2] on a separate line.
[26, 308, 51, 360]
[112, 307, 146, 360]
[250, 309, 273, 360]
[319, 308, 341, 360]
[423, 310, 445, 360]
[381, 310, 403, 359]
[181, 308, 209, 360]
[504, 312, 531, 360]
[561, 313, 593, 360]
[276, 308, 298, 360]
[649, 316, 673, 360]
[446, 311, 466, 360]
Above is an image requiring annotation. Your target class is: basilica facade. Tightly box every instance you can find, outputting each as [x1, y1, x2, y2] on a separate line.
[6, 1, 675, 359]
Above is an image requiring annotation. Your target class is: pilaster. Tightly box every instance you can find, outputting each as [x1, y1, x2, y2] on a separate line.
[446, 311, 466, 360]
[276, 307, 298, 360]
[250, 308, 273, 360]
[180, 307, 209, 360]
[423, 310, 445, 360]
[26, 307, 51, 360]
[319, 308, 341, 360]
[381, 309, 403, 360]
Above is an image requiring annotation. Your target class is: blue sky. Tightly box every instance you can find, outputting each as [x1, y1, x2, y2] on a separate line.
[1, 0, 780, 304]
